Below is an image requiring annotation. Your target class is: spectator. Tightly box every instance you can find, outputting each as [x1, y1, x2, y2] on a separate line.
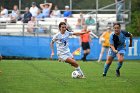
[40, 3, 52, 18]
[27, 16, 36, 33]
[63, 5, 72, 17]
[36, 9, 44, 20]
[79, 12, 85, 25]
[50, 5, 61, 18]
[115, 0, 125, 21]
[22, 7, 32, 23]
[64, 18, 71, 30]
[29, 2, 39, 17]
[75, 18, 83, 29]
[85, 16, 95, 25]
[27, 16, 47, 33]
[0, 6, 8, 18]
[97, 26, 112, 62]
[10, 5, 20, 23]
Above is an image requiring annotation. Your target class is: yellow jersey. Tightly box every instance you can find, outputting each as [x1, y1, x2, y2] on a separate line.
[102, 31, 112, 47]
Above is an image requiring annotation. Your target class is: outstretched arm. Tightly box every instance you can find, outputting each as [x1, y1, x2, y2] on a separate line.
[129, 34, 133, 47]
[90, 32, 98, 38]
[72, 31, 90, 36]
[50, 40, 55, 57]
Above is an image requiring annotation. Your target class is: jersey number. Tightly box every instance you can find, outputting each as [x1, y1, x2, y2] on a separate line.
[60, 39, 67, 46]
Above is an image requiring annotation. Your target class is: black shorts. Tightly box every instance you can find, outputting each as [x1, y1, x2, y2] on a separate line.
[81, 42, 90, 50]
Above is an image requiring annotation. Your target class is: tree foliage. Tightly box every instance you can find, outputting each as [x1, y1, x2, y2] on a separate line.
[126, 0, 140, 36]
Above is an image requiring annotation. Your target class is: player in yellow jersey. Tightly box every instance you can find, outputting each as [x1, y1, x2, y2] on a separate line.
[98, 26, 112, 62]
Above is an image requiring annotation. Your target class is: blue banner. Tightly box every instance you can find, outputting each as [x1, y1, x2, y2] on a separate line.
[0, 36, 140, 60]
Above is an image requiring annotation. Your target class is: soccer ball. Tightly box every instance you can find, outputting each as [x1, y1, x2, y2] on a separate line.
[71, 71, 81, 78]
[100, 37, 105, 43]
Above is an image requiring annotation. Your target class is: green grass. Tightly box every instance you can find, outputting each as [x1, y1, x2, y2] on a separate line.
[0, 60, 140, 93]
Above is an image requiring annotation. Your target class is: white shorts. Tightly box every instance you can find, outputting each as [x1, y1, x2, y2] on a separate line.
[57, 53, 73, 62]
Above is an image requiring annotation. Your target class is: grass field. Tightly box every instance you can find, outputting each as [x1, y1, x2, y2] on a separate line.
[0, 60, 140, 93]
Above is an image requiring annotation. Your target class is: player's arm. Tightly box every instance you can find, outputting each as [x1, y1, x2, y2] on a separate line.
[90, 32, 98, 38]
[50, 34, 57, 57]
[110, 44, 118, 53]
[129, 34, 133, 47]
[50, 40, 55, 56]
[72, 31, 90, 36]
[48, 3, 52, 9]
[40, 4, 45, 9]
[122, 31, 133, 47]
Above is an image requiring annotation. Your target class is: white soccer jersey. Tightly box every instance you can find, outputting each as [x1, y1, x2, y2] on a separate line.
[52, 31, 73, 55]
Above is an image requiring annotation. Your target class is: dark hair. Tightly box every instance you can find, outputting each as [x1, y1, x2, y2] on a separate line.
[32, 2, 36, 6]
[113, 22, 121, 27]
[59, 22, 66, 29]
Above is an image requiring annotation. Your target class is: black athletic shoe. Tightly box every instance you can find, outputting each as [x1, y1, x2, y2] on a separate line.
[116, 70, 120, 77]
[103, 73, 106, 77]
[81, 57, 86, 62]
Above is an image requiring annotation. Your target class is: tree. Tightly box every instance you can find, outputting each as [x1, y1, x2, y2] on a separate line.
[126, 0, 140, 36]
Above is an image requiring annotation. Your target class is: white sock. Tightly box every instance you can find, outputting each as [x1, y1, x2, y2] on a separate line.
[75, 66, 84, 76]
[98, 53, 103, 62]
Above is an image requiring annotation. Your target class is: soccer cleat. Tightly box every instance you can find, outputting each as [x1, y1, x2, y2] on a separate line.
[97, 60, 101, 63]
[81, 57, 87, 62]
[79, 75, 86, 79]
[78, 75, 86, 79]
[116, 70, 120, 77]
[103, 73, 106, 77]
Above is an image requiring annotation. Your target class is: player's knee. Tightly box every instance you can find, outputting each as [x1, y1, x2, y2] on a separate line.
[118, 59, 123, 63]
[106, 57, 113, 64]
[87, 52, 90, 55]
[106, 61, 111, 65]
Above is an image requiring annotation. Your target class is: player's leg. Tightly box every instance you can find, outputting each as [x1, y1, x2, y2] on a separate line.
[103, 56, 113, 76]
[81, 42, 86, 61]
[103, 49, 116, 76]
[82, 42, 90, 61]
[98, 46, 105, 62]
[60, 53, 85, 77]
[116, 53, 124, 77]
[81, 49, 88, 61]
[81, 42, 90, 61]
[65, 58, 85, 77]
[84, 49, 90, 61]
[86, 42, 90, 57]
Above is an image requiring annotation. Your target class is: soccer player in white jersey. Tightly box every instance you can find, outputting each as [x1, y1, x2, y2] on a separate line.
[50, 22, 90, 78]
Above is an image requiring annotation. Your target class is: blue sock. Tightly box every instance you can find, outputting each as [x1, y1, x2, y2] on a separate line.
[116, 62, 123, 70]
[103, 63, 110, 74]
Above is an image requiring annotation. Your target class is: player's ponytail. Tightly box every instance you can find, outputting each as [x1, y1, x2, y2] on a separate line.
[58, 22, 73, 32]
